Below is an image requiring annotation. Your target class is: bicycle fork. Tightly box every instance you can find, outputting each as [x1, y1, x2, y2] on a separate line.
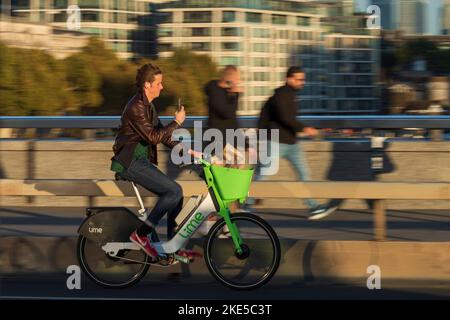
[222, 209, 244, 255]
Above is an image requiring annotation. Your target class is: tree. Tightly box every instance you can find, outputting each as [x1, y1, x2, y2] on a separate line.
[396, 38, 438, 65]
[155, 49, 218, 116]
[76, 37, 120, 75]
[0, 43, 68, 116]
[395, 38, 450, 74]
[97, 61, 136, 115]
[0, 38, 219, 116]
[0, 43, 18, 115]
[64, 54, 102, 113]
[67, 37, 137, 115]
[428, 49, 450, 74]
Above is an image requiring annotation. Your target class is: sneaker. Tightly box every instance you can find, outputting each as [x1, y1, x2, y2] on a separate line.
[129, 230, 158, 258]
[239, 198, 263, 213]
[308, 206, 339, 221]
[238, 203, 253, 213]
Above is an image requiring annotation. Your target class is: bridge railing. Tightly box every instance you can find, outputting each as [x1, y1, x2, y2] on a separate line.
[1, 115, 449, 129]
[1, 116, 449, 241]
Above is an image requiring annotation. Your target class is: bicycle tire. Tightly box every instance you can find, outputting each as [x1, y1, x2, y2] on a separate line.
[204, 213, 281, 290]
[77, 235, 150, 289]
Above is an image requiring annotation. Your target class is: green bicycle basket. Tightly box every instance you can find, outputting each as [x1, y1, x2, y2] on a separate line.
[210, 165, 254, 201]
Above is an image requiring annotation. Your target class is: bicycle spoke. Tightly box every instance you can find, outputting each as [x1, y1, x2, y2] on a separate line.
[204, 213, 280, 290]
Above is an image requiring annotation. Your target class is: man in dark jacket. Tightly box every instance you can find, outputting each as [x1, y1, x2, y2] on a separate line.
[205, 65, 240, 146]
[205, 65, 255, 158]
[254, 66, 334, 217]
[203, 65, 253, 223]
[111, 63, 201, 258]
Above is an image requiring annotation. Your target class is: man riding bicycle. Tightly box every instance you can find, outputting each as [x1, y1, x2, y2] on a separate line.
[110, 63, 201, 259]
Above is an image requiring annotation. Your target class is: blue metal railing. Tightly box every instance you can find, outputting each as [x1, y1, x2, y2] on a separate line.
[1, 115, 449, 129]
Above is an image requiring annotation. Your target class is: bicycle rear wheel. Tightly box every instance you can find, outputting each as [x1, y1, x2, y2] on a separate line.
[77, 235, 150, 289]
[204, 213, 281, 290]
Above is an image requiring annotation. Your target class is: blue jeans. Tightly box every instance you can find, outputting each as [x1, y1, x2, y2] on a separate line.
[121, 157, 183, 238]
[254, 141, 318, 209]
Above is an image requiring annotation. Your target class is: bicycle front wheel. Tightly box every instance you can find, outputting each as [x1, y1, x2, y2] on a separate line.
[204, 213, 281, 290]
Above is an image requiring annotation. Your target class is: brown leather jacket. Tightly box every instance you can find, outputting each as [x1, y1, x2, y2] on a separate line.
[112, 91, 181, 168]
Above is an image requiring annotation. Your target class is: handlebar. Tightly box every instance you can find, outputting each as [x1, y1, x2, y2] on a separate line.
[194, 156, 211, 167]
[178, 156, 211, 169]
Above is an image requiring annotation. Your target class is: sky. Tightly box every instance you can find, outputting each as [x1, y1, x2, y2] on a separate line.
[354, 0, 443, 34]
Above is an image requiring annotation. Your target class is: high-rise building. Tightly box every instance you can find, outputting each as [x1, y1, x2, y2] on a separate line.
[0, 18, 89, 59]
[371, 0, 396, 30]
[443, 0, 450, 35]
[397, 0, 426, 35]
[0, 0, 381, 114]
[1, 0, 160, 59]
[315, 0, 355, 15]
[156, 0, 380, 114]
[372, 0, 428, 35]
[320, 1, 381, 113]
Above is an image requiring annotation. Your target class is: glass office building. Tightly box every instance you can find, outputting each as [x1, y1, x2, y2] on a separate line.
[2, 0, 381, 114]
[155, 0, 380, 114]
[4, 0, 158, 59]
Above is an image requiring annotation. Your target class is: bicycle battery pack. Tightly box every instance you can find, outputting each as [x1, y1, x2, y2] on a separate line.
[175, 195, 203, 229]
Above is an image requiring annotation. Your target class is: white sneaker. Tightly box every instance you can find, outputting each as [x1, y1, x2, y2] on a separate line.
[308, 206, 339, 221]
[237, 204, 253, 213]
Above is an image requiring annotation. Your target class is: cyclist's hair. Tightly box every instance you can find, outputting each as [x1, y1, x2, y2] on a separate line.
[286, 66, 304, 78]
[136, 63, 162, 90]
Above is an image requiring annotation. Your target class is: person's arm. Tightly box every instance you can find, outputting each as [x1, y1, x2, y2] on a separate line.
[126, 103, 180, 146]
[273, 92, 305, 132]
[157, 118, 182, 149]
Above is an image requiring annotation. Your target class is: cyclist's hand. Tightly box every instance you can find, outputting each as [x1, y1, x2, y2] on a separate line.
[188, 149, 203, 159]
[175, 105, 186, 125]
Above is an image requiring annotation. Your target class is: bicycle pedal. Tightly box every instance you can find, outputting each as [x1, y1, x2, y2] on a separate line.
[174, 254, 191, 264]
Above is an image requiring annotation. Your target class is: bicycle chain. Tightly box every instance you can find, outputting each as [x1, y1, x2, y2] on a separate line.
[107, 253, 179, 268]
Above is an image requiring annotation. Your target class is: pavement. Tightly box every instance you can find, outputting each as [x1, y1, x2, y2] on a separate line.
[1, 273, 449, 300]
[1, 206, 449, 300]
[0, 206, 449, 241]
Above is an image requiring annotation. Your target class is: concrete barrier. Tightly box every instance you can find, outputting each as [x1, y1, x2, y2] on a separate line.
[2, 180, 450, 199]
[2, 179, 449, 240]
[1, 140, 449, 209]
